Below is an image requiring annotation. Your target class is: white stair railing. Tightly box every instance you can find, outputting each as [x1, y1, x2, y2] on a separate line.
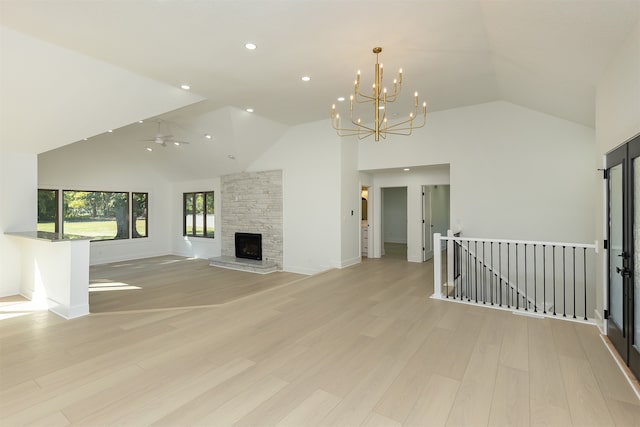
[433, 232, 598, 322]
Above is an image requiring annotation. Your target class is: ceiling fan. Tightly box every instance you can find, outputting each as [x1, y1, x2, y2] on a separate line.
[142, 119, 190, 147]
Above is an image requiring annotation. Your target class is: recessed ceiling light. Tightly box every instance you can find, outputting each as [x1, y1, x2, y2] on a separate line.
[403, 168, 410, 171]
[146, 147, 153, 152]
[301, 76, 311, 82]
[138, 120, 144, 123]
[378, 106, 385, 110]
[83, 138, 88, 141]
[245, 42, 257, 50]
[107, 129, 113, 133]
[174, 142, 181, 146]
[205, 134, 212, 140]
[337, 97, 345, 102]
[180, 84, 191, 90]
[246, 108, 254, 113]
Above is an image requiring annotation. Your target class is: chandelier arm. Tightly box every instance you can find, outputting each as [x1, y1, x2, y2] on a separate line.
[336, 129, 372, 137]
[383, 128, 423, 136]
[383, 117, 415, 130]
[357, 132, 375, 141]
[348, 120, 375, 132]
[354, 92, 375, 102]
[384, 93, 400, 102]
[384, 116, 427, 132]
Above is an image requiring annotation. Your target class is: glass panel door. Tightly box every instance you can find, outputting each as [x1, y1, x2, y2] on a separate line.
[607, 134, 640, 381]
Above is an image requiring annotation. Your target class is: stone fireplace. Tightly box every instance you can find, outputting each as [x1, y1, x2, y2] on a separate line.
[219, 170, 283, 269]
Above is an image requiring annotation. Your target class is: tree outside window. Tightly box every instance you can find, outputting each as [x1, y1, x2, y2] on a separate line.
[132, 193, 148, 238]
[63, 190, 129, 240]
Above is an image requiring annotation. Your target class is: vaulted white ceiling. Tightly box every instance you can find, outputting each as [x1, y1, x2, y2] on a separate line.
[1, 0, 638, 179]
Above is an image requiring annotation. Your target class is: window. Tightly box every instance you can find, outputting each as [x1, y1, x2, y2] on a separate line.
[63, 190, 129, 240]
[37, 189, 59, 233]
[132, 192, 148, 238]
[183, 191, 214, 238]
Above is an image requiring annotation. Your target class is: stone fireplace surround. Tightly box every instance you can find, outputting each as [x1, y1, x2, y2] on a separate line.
[211, 170, 283, 272]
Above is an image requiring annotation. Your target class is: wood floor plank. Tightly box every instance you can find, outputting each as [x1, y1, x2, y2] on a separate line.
[445, 343, 501, 426]
[527, 317, 572, 426]
[558, 355, 616, 426]
[0, 256, 636, 427]
[488, 365, 530, 427]
[499, 313, 529, 372]
[575, 323, 640, 405]
[272, 388, 341, 427]
[107, 357, 256, 426]
[194, 374, 289, 426]
[360, 411, 403, 427]
[404, 373, 460, 427]
[604, 397, 640, 426]
[373, 327, 451, 423]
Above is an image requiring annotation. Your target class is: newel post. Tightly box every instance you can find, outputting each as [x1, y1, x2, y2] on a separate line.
[447, 229, 454, 292]
[433, 232, 442, 298]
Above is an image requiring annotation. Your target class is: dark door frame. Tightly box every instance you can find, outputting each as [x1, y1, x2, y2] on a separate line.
[606, 133, 640, 381]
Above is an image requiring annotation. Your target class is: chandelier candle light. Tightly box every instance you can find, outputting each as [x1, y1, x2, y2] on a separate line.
[331, 47, 427, 142]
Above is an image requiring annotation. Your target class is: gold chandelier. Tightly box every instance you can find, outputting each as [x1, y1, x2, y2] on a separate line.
[331, 47, 427, 142]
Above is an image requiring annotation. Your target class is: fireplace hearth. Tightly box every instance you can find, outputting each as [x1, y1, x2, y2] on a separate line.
[235, 232, 262, 261]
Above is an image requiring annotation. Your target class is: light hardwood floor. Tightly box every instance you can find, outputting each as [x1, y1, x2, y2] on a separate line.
[1, 255, 639, 426]
[89, 256, 305, 313]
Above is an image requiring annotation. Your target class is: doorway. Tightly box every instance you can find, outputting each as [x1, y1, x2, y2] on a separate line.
[382, 187, 407, 259]
[422, 185, 450, 262]
[606, 134, 640, 381]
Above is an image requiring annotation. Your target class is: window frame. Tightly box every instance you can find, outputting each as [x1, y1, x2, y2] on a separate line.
[183, 191, 215, 239]
[132, 192, 149, 239]
[37, 189, 59, 233]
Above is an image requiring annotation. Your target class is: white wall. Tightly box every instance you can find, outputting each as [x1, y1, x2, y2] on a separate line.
[360, 101, 595, 245]
[594, 22, 640, 325]
[340, 138, 360, 268]
[248, 120, 342, 274]
[171, 178, 222, 260]
[0, 152, 37, 297]
[382, 187, 408, 244]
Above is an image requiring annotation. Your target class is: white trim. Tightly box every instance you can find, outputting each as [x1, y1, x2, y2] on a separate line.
[440, 235, 597, 250]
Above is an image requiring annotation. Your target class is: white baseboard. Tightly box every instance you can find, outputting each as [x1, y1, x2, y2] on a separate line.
[340, 257, 361, 269]
[48, 300, 89, 319]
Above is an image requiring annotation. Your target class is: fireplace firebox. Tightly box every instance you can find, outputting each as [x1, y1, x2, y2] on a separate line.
[235, 232, 262, 261]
